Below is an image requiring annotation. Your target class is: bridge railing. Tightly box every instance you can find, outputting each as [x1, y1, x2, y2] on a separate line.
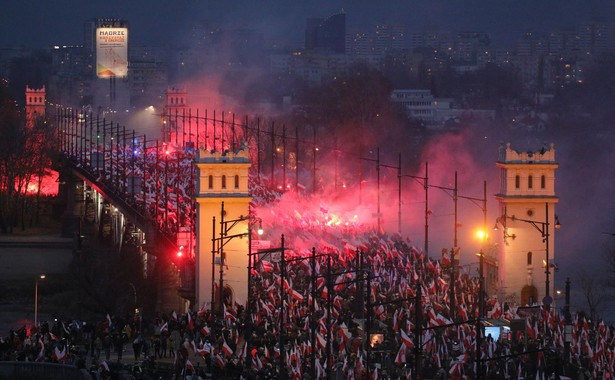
[56, 108, 198, 243]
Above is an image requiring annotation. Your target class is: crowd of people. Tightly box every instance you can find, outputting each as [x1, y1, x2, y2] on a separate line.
[40, 141, 614, 379]
[2, 231, 613, 379]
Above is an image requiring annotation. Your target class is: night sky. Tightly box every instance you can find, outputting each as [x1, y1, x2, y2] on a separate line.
[1, 0, 613, 48]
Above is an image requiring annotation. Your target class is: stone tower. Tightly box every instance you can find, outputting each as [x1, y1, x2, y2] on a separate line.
[163, 87, 188, 144]
[495, 143, 559, 306]
[194, 146, 251, 310]
[25, 86, 46, 127]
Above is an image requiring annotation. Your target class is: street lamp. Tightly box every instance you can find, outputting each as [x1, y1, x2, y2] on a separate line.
[212, 201, 262, 318]
[34, 274, 46, 327]
[475, 229, 487, 380]
[495, 203, 560, 304]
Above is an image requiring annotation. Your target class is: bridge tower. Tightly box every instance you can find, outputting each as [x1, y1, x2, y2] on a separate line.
[495, 143, 558, 306]
[25, 85, 46, 127]
[162, 87, 188, 144]
[194, 146, 251, 310]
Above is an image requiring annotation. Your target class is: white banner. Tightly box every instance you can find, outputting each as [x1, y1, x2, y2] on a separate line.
[96, 27, 128, 78]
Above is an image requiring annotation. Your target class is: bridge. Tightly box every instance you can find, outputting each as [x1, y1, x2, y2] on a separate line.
[54, 108, 256, 309]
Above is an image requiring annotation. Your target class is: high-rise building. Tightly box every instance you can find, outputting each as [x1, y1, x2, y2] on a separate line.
[579, 21, 615, 56]
[305, 12, 346, 54]
[373, 24, 406, 54]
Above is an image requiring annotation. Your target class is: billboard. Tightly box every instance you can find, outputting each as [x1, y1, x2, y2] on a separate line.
[96, 27, 128, 78]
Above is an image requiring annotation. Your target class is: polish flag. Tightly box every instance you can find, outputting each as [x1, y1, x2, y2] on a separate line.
[36, 340, 45, 362]
[222, 339, 233, 357]
[317, 333, 327, 349]
[375, 305, 386, 320]
[526, 319, 537, 340]
[252, 355, 263, 370]
[99, 361, 110, 372]
[185, 359, 194, 372]
[401, 329, 414, 348]
[290, 288, 304, 302]
[200, 325, 211, 336]
[457, 305, 469, 321]
[224, 309, 237, 321]
[316, 277, 325, 290]
[395, 344, 407, 366]
[187, 312, 195, 330]
[54, 345, 67, 363]
[260, 260, 274, 272]
[214, 354, 225, 368]
[338, 323, 352, 342]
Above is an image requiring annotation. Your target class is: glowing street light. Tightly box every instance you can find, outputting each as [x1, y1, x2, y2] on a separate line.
[34, 274, 46, 327]
[495, 202, 560, 304]
[257, 220, 264, 236]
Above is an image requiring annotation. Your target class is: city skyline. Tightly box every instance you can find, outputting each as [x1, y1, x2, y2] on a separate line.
[1, 0, 613, 49]
[1, 0, 615, 319]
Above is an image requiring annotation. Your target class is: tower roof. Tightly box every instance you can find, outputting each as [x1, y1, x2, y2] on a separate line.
[497, 142, 556, 165]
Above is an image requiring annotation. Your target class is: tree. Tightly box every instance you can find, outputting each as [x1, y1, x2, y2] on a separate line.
[576, 269, 607, 322]
[297, 63, 407, 149]
[0, 82, 57, 232]
[0, 82, 25, 232]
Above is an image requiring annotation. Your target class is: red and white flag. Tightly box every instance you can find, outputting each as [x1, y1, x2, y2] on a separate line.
[100, 361, 110, 372]
[54, 345, 67, 363]
[200, 324, 211, 336]
[222, 339, 233, 357]
[395, 344, 407, 366]
[185, 359, 194, 372]
[187, 312, 194, 330]
[401, 329, 414, 348]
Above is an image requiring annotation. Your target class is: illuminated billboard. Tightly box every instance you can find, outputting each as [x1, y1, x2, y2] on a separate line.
[96, 27, 128, 78]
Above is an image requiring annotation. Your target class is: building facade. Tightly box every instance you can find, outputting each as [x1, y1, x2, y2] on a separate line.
[194, 148, 252, 310]
[495, 143, 559, 306]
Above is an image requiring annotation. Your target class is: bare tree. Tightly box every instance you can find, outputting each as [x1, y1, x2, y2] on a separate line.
[576, 269, 608, 322]
[603, 245, 615, 277]
[0, 83, 57, 232]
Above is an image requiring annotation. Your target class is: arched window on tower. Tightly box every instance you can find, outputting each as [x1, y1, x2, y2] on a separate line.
[221, 175, 227, 189]
[208, 175, 213, 189]
[515, 175, 520, 189]
[528, 175, 533, 189]
[527, 251, 532, 266]
[234, 175, 239, 189]
[541, 175, 546, 189]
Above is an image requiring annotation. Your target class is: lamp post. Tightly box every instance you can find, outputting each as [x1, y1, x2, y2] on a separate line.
[213, 201, 261, 317]
[34, 274, 46, 327]
[496, 202, 560, 304]
[475, 230, 487, 380]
